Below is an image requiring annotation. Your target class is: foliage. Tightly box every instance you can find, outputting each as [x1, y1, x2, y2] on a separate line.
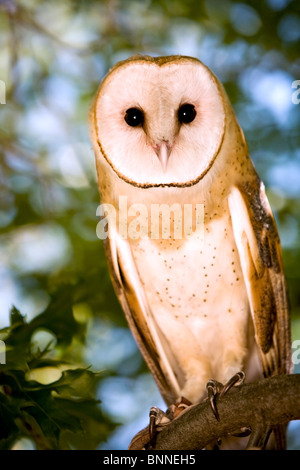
[0, 305, 116, 449]
[0, 0, 299, 450]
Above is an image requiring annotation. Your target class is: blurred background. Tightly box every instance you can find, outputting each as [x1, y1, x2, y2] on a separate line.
[0, 0, 299, 450]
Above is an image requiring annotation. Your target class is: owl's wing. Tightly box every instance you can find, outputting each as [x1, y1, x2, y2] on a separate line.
[228, 179, 292, 378]
[103, 223, 182, 406]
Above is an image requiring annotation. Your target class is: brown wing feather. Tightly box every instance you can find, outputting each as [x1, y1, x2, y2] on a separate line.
[229, 178, 292, 377]
[241, 178, 291, 376]
[103, 231, 181, 406]
[229, 178, 292, 449]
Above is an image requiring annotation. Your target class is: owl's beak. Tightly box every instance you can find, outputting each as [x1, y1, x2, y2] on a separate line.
[154, 141, 172, 171]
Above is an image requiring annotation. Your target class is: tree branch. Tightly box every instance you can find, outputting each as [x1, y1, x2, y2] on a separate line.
[129, 374, 300, 450]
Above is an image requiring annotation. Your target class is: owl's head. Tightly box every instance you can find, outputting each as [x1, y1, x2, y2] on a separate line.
[90, 55, 231, 188]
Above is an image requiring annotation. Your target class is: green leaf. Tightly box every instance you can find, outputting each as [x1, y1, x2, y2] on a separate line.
[0, 302, 112, 449]
[0, 393, 19, 440]
[10, 306, 26, 327]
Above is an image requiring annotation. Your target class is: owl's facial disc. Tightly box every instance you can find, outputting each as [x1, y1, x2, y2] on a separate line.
[154, 103, 197, 171]
[94, 57, 226, 187]
[152, 140, 172, 172]
[123, 103, 197, 172]
[124, 106, 172, 171]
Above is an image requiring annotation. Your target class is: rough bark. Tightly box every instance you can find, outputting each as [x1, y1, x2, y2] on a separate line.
[129, 374, 300, 450]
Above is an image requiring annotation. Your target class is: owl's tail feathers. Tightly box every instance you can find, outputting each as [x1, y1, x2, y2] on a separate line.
[246, 424, 287, 450]
[273, 424, 287, 450]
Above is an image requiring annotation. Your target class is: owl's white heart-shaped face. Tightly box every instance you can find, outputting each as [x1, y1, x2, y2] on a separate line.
[91, 56, 226, 187]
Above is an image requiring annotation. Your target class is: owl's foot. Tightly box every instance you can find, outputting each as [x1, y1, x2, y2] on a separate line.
[148, 407, 171, 448]
[127, 407, 170, 450]
[128, 397, 193, 449]
[148, 397, 193, 448]
[206, 371, 245, 421]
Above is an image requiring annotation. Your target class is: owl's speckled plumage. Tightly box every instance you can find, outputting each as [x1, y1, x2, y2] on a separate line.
[89, 55, 292, 448]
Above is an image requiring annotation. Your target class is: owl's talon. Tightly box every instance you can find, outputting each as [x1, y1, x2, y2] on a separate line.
[149, 407, 158, 445]
[230, 426, 252, 438]
[148, 406, 171, 447]
[206, 372, 246, 422]
[147, 397, 193, 447]
[219, 371, 245, 398]
[206, 379, 222, 421]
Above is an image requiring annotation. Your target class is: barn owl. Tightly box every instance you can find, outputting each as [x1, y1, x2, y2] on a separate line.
[89, 55, 292, 449]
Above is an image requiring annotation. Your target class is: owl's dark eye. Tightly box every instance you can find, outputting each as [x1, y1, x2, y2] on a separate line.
[124, 108, 144, 127]
[178, 104, 196, 124]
